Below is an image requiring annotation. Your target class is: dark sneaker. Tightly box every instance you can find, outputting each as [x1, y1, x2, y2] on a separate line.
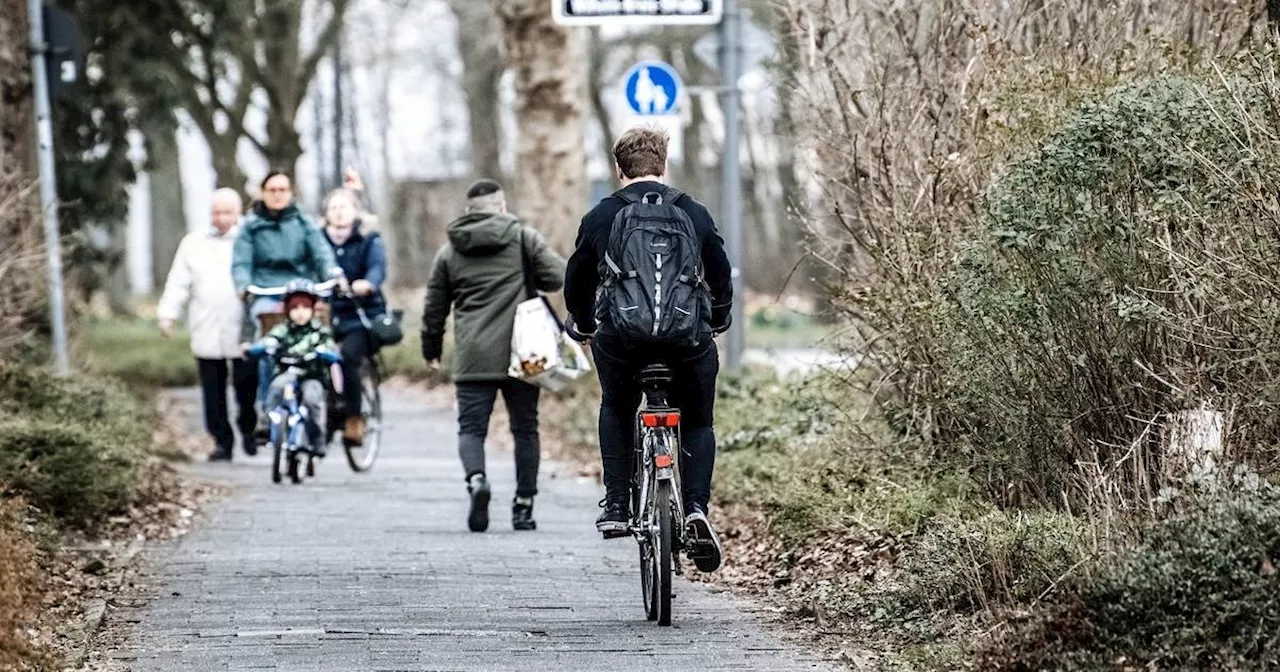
[207, 447, 232, 462]
[684, 508, 723, 573]
[467, 474, 491, 533]
[595, 496, 630, 539]
[241, 437, 258, 457]
[512, 497, 536, 531]
[253, 415, 271, 446]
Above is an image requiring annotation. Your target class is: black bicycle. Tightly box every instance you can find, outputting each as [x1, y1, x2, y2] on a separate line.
[326, 350, 383, 472]
[629, 364, 685, 626]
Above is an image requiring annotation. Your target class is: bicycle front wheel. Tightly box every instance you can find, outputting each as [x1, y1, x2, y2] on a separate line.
[270, 426, 284, 484]
[345, 358, 382, 472]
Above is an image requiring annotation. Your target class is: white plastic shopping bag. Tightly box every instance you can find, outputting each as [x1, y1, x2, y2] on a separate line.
[508, 296, 591, 392]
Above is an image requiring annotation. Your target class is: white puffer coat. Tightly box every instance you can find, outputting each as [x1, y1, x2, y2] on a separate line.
[157, 226, 245, 360]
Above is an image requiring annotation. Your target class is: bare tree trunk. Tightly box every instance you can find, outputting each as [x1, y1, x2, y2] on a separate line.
[0, 0, 34, 189]
[451, 0, 505, 181]
[146, 121, 187, 290]
[587, 28, 617, 177]
[210, 135, 249, 196]
[495, 0, 588, 253]
[262, 1, 306, 173]
[0, 0, 33, 183]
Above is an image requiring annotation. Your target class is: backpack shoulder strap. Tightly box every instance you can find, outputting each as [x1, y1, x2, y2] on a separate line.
[518, 229, 538, 300]
[660, 186, 685, 205]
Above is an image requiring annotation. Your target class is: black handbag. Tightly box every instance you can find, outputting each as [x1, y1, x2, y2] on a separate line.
[358, 306, 404, 348]
[352, 232, 403, 348]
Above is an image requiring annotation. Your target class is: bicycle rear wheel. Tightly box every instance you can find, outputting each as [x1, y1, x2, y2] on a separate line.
[651, 479, 674, 626]
[345, 358, 382, 472]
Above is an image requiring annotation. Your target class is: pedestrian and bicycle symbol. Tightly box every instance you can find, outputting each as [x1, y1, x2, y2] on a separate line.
[623, 61, 682, 116]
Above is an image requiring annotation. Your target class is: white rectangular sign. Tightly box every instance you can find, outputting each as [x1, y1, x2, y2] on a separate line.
[553, 0, 724, 26]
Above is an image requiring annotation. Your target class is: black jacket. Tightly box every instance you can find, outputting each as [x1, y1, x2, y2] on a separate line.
[564, 181, 733, 336]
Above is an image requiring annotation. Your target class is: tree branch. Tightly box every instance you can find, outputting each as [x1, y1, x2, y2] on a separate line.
[296, 0, 351, 98]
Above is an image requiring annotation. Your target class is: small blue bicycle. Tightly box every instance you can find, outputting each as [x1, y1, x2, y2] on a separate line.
[246, 348, 342, 484]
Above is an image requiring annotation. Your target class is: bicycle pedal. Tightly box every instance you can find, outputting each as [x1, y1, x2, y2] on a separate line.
[601, 529, 630, 540]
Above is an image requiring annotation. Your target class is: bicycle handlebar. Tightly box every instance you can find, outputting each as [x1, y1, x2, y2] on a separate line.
[245, 278, 341, 298]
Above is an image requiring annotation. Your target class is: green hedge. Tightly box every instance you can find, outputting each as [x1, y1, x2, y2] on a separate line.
[0, 362, 151, 527]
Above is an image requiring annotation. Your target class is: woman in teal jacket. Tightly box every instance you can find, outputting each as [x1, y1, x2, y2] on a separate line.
[232, 169, 340, 431]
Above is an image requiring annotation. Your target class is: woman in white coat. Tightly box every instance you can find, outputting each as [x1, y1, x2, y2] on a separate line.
[157, 188, 259, 461]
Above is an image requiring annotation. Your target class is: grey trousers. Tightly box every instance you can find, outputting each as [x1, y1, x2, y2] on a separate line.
[456, 380, 541, 498]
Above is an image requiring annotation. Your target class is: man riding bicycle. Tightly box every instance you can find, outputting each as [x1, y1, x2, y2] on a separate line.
[564, 127, 733, 572]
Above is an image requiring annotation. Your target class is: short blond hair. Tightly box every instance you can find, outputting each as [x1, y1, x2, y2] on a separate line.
[613, 127, 669, 179]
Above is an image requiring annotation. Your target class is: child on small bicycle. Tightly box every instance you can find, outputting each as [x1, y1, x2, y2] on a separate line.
[247, 280, 340, 456]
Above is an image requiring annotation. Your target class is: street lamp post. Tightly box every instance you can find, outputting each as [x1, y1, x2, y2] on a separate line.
[719, 0, 745, 369]
[27, 0, 71, 376]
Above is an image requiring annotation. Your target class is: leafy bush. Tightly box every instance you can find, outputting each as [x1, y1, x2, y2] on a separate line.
[0, 421, 139, 527]
[898, 510, 1089, 613]
[985, 487, 1280, 669]
[927, 69, 1280, 504]
[0, 362, 149, 526]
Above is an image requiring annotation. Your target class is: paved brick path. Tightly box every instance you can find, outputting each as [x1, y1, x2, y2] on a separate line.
[99, 387, 830, 671]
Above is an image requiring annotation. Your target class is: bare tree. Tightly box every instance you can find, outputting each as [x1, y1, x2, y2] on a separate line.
[146, 120, 186, 290]
[136, 0, 353, 191]
[449, 0, 505, 181]
[495, 0, 588, 251]
[0, 0, 33, 190]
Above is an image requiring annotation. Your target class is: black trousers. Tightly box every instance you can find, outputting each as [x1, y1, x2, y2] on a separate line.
[456, 380, 542, 498]
[592, 332, 719, 513]
[197, 358, 259, 453]
[338, 329, 372, 415]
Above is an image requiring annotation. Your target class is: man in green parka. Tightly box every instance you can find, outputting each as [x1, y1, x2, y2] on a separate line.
[421, 179, 567, 533]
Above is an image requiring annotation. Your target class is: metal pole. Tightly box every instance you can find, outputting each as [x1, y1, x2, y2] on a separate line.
[719, 0, 745, 369]
[27, 0, 70, 376]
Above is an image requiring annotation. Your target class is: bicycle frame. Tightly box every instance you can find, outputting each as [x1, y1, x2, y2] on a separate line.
[267, 368, 313, 455]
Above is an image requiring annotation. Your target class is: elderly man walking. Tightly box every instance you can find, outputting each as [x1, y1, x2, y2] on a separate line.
[421, 179, 566, 532]
[158, 188, 258, 462]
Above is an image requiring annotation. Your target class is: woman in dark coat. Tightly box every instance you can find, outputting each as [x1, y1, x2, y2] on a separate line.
[322, 169, 388, 446]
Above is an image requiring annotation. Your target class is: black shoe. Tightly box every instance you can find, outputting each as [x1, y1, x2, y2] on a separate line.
[512, 497, 536, 531]
[685, 506, 723, 573]
[595, 495, 630, 539]
[241, 438, 258, 457]
[207, 447, 232, 462]
[253, 416, 271, 446]
[467, 474, 491, 533]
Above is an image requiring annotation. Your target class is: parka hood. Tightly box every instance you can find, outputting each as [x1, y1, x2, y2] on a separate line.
[446, 211, 520, 255]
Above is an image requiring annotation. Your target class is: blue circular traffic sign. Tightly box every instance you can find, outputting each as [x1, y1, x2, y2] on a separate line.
[623, 61, 681, 116]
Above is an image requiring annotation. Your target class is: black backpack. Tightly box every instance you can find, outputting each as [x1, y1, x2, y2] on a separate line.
[600, 187, 711, 345]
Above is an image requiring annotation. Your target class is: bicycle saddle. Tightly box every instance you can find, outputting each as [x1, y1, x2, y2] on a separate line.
[638, 364, 673, 386]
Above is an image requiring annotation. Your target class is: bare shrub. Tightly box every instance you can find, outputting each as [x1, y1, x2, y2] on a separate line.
[779, 0, 1276, 509]
[0, 175, 45, 358]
